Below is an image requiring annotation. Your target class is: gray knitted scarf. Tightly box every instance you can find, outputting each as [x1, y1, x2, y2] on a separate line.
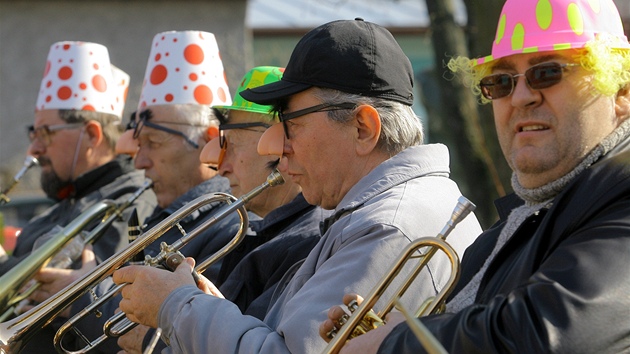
[446, 118, 630, 313]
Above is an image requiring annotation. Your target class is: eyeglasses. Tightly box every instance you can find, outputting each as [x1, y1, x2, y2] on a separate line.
[278, 103, 357, 139]
[218, 122, 271, 149]
[479, 62, 579, 100]
[131, 116, 201, 149]
[27, 123, 84, 146]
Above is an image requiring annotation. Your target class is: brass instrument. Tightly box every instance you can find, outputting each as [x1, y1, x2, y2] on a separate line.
[394, 298, 447, 354]
[0, 170, 282, 354]
[0, 156, 38, 205]
[323, 196, 475, 354]
[0, 179, 152, 324]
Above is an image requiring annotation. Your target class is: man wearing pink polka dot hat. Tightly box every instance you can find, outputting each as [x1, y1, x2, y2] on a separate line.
[323, 0, 630, 353]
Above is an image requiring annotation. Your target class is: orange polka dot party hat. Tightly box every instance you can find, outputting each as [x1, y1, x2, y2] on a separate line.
[137, 30, 232, 111]
[111, 64, 130, 119]
[475, 0, 630, 66]
[35, 41, 121, 117]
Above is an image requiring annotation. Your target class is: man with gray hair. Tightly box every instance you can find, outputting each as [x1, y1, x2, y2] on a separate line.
[0, 41, 157, 275]
[113, 19, 482, 353]
[30, 31, 242, 353]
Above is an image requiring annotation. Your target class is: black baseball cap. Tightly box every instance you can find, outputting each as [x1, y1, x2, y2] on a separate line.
[241, 18, 414, 106]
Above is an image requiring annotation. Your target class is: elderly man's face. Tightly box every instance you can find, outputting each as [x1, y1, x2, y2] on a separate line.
[28, 109, 86, 198]
[276, 88, 358, 209]
[217, 110, 277, 215]
[490, 50, 622, 188]
[133, 105, 206, 208]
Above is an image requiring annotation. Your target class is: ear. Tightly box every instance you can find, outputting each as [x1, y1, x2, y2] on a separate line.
[84, 120, 103, 148]
[206, 125, 219, 141]
[615, 85, 630, 119]
[352, 105, 381, 156]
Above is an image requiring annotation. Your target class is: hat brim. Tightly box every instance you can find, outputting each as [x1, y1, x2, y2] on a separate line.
[240, 80, 312, 105]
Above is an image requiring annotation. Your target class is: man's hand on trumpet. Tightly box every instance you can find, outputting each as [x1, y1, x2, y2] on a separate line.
[115, 258, 224, 354]
[31, 245, 97, 302]
[19, 246, 97, 317]
[116, 322, 150, 354]
[319, 293, 404, 354]
[114, 256, 224, 329]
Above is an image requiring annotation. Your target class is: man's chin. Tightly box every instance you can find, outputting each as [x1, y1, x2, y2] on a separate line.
[40, 171, 69, 199]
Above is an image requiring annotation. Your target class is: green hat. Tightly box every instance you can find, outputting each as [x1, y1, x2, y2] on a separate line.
[215, 66, 284, 114]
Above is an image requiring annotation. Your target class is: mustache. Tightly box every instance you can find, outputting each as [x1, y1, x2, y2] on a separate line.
[266, 158, 280, 170]
[37, 156, 52, 167]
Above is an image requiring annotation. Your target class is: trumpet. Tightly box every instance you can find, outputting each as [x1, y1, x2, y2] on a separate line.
[323, 196, 475, 354]
[0, 180, 153, 322]
[54, 170, 284, 354]
[0, 170, 283, 354]
[0, 156, 38, 206]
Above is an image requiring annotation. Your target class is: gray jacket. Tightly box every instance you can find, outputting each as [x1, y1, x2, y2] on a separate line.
[158, 144, 482, 354]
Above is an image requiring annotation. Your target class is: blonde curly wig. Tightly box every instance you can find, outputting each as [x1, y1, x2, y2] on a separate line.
[448, 34, 630, 104]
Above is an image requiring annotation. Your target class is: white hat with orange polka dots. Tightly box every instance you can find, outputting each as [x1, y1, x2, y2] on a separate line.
[137, 30, 232, 111]
[110, 64, 130, 119]
[35, 41, 120, 117]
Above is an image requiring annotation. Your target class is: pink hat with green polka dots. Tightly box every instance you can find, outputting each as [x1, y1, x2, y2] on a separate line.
[137, 31, 232, 111]
[475, 0, 630, 66]
[35, 41, 120, 116]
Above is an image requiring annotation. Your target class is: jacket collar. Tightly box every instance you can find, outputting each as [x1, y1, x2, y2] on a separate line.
[58, 155, 134, 200]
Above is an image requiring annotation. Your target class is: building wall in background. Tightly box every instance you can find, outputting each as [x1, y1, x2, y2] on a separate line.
[0, 0, 250, 195]
[2, 0, 630, 196]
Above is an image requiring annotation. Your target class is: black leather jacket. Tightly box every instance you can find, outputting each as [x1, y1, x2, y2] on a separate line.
[378, 141, 630, 353]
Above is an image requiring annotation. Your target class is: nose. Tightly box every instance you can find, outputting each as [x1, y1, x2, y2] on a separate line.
[133, 146, 152, 170]
[277, 156, 289, 173]
[257, 123, 285, 157]
[200, 137, 226, 174]
[116, 130, 139, 157]
[200, 138, 222, 165]
[27, 139, 45, 157]
[511, 75, 541, 108]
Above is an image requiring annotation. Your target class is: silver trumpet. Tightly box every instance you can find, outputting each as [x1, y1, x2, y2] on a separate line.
[0, 180, 153, 322]
[44, 170, 284, 354]
[0, 156, 38, 206]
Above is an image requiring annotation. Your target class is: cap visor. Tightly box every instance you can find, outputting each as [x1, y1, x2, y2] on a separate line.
[241, 80, 312, 105]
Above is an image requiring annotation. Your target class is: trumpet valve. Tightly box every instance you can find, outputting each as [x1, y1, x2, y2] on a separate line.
[327, 299, 386, 341]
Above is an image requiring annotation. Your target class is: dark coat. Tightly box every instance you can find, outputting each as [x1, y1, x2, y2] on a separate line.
[378, 142, 630, 353]
[1, 155, 156, 275]
[217, 193, 330, 319]
[26, 175, 240, 354]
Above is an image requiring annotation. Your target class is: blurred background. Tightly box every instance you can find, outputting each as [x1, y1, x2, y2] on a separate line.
[1, 0, 629, 233]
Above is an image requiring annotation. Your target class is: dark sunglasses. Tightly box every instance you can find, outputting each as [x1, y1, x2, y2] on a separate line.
[278, 103, 356, 139]
[479, 62, 579, 100]
[131, 114, 200, 149]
